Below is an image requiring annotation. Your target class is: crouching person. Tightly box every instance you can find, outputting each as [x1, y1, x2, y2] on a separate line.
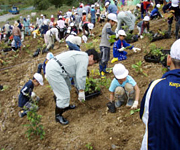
[46, 49, 100, 125]
[18, 73, 44, 117]
[107, 63, 140, 113]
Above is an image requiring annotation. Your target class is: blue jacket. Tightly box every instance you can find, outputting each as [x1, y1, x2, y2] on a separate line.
[113, 39, 133, 57]
[140, 69, 180, 150]
[41, 24, 48, 34]
[18, 80, 34, 107]
[91, 8, 96, 19]
[150, 7, 159, 17]
[108, 4, 118, 15]
[43, 59, 48, 74]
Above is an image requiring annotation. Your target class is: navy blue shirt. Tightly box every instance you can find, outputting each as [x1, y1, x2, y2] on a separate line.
[41, 24, 49, 34]
[140, 69, 180, 150]
[18, 80, 34, 107]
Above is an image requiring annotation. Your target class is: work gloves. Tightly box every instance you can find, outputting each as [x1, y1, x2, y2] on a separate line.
[140, 35, 144, 39]
[118, 47, 125, 52]
[78, 90, 85, 102]
[132, 47, 141, 53]
[131, 101, 138, 109]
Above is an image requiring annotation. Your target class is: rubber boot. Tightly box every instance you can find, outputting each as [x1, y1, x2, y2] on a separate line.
[175, 21, 180, 39]
[63, 104, 76, 112]
[42, 48, 49, 54]
[111, 58, 118, 63]
[168, 24, 172, 36]
[55, 106, 69, 125]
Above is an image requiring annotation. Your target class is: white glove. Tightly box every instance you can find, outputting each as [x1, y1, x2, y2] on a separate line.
[140, 35, 144, 39]
[132, 47, 141, 53]
[131, 101, 138, 109]
[78, 91, 85, 102]
[118, 47, 125, 52]
[105, 12, 107, 16]
[31, 92, 36, 99]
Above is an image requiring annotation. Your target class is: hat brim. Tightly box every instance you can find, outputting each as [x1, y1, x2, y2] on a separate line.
[115, 69, 129, 79]
[39, 81, 44, 86]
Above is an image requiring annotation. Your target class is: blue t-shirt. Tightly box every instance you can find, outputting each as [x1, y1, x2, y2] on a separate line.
[109, 75, 136, 92]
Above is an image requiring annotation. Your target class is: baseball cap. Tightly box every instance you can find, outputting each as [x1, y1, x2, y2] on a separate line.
[113, 63, 129, 79]
[170, 39, 180, 60]
[33, 73, 44, 85]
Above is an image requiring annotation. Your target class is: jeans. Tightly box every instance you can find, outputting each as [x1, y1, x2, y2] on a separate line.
[13, 35, 21, 48]
[66, 41, 80, 51]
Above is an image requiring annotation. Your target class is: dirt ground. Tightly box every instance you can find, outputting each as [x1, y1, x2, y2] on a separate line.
[0, 16, 177, 150]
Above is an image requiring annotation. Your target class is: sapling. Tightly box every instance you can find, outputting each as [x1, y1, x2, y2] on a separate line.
[132, 61, 147, 77]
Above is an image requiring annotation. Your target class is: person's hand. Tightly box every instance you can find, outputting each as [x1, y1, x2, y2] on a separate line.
[131, 101, 138, 109]
[132, 47, 141, 53]
[118, 47, 125, 52]
[78, 90, 85, 102]
[140, 35, 144, 39]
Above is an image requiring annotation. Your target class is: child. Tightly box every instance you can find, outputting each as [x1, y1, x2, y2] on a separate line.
[137, 16, 150, 39]
[150, 4, 162, 20]
[133, 4, 141, 19]
[99, 13, 117, 78]
[96, 4, 101, 22]
[107, 63, 140, 113]
[111, 30, 141, 63]
[90, 5, 96, 26]
[82, 10, 87, 23]
[18, 73, 44, 117]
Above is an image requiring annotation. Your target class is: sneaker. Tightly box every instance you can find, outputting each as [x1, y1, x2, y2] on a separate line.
[18, 110, 27, 117]
[115, 100, 124, 108]
[100, 71, 105, 78]
[126, 99, 134, 107]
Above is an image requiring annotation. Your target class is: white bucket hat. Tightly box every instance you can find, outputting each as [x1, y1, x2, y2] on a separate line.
[108, 13, 118, 22]
[170, 39, 180, 60]
[33, 73, 44, 85]
[113, 63, 129, 79]
[46, 52, 54, 60]
[136, 4, 141, 7]
[105, 2, 110, 6]
[88, 23, 94, 30]
[118, 30, 127, 36]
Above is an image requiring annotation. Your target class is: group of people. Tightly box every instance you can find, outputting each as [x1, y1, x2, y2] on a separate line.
[12, 0, 180, 149]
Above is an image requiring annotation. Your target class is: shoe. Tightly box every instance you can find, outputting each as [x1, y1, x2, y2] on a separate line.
[126, 99, 134, 107]
[56, 114, 69, 125]
[33, 48, 41, 57]
[111, 58, 118, 63]
[100, 71, 105, 78]
[42, 48, 48, 54]
[69, 104, 76, 109]
[18, 110, 27, 117]
[115, 100, 124, 108]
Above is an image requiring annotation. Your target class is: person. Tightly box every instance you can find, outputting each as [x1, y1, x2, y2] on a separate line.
[82, 10, 87, 23]
[57, 16, 66, 40]
[107, 63, 140, 113]
[137, 16, 150, 39]
[23, 18, 30, 36]
[111, 30, 141, 63]
[150, 4, 162, 19]
[12, 22, 21, 51]
[82, 22, 94, 36]
[133, 4, 141, 19]
[70, 22, 78, 34]
[17, 20, 24, 42]
[45, 49, 100, 125]
[2, 21, 12, 40]
[140, 39, 180, 150]
[99, 13, 117, 78]
[96, 4, 101, 22]
[18, 73, 44, 117]
[37, 52, 54, 75]
[41, 20, 49, 43]
[140, 0, 151, 19]
[115, 11, 136, 34]
[74, 12, 81, 32]
[43, 23, 61, 53]
[91, 5, 96, 26]
[105, 1, 118, 15]
[66, 31, 86, 51]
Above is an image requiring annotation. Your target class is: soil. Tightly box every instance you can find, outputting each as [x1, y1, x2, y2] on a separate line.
[0, 16, 177, 150]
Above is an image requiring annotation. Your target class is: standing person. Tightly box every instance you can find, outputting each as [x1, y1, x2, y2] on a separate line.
[46, 49, 100, 125]
[105, 1, 118, 15]
[12, 22, 21, 51]
[91, 5, 96, 26]
[96, 4, 101, 22]
[23, 18, 30, 36]
[111, 30, 141, 63]
[140, 39, 180, 150]
[41, 20, 49, 45]
[18, 73, 43, 117]
[107, 63, 140, 113]
[57, 16, 65, 40]
[17, 20, 24, 42]
[99, 13, 117, 78]
[2, 21, 12, 40]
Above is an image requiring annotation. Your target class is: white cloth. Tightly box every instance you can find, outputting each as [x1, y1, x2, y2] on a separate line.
[66, 35, 82, 46]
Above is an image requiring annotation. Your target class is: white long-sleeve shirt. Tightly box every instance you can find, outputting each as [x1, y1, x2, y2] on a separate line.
[46, 28, 60, 42]
[66, 35, 81, 46]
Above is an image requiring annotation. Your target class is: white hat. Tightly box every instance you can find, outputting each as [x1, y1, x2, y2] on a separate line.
[51, 15, 54, 18]
[71, 31, 77, 35]
[170, 39, 180, 60]
[136, 4, 141, 7]
[118, 30, 127, 36]
[108, 13, 117, 22]
[59, 15, 63, 19]
[113, 63, 129, 79]
[27, 15, 30, 18]
[91, 4, 95, 8]
[70, 22, 74, 27]
[82, 10, 86, 13]
[46, 52, 54, 60]
[105, 2, 110, 6]
[156, 4, 160, 8]
[40, 14, 43, 17]
[33, 73, 44, 85]
[151, 2, 154, 6]
[172, 1, 179, 7]
[82, 35, 88, 43]
[118, 11, 126, 18]
[96, 4, 100, 7]
[88, 23, 94, 30]
[143, 16, 150, 21]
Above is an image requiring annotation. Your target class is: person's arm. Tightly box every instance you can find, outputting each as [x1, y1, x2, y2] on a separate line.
[131, 84, 140, 109]
[106, 28, 116, 35]
[109, 92, 114, 102]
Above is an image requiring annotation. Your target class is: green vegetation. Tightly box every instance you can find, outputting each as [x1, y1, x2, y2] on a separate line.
[130, 108, 140, 115]
[149, 43, 164, 61]
[132, 61, 147, 77]
[85, 143, 93, 150]
[0, 85, 9, 91]
[24, 107, 45, 140]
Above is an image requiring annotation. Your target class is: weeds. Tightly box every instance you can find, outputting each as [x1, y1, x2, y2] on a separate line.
[1, 85, 9, 91]
[130, 108, 140, 115]
[132, 61, 147, 77]
[24, 107, 45, 140]
[85, 143, 93, 150]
